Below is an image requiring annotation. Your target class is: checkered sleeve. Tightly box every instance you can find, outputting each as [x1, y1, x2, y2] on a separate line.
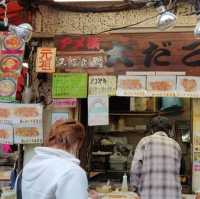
[130, 140, 144, 192]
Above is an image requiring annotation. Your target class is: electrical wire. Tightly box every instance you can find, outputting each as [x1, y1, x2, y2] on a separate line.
[96, 6, 175, 35]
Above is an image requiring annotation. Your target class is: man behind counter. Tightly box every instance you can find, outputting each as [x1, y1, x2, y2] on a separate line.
[130, 116, 182, 199]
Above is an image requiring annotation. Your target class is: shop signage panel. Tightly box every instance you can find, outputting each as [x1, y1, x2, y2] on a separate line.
[56, 51, 106, 70]
[176, 76, 200, 98]
[55, 33, 200, 75]
[88, 75, 116, 96]
[36, 47, 56, 73]
[147, 76, 176, 97]
[88, 96, 109, 126]
[52, 73, 88, 98]
[116, 75, 146, 97]
[0, 103, 43, 144]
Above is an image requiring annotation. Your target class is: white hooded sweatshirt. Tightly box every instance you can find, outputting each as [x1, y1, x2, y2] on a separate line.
[21, 147, 88, 199]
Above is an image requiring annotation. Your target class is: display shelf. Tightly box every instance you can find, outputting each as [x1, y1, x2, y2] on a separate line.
[109, 112, 158, 117]
[95, 130, 146, 134]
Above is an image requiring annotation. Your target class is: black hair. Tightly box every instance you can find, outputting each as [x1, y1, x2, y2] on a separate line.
[149, 116, 172, 135]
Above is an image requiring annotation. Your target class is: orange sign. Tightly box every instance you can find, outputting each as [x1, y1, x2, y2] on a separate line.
[36, 48, 56, 73]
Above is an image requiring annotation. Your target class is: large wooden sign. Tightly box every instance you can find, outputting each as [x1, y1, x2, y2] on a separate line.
[55, 32, 200, 75]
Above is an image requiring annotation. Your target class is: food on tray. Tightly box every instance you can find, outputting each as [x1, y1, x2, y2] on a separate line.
[14, 107, 39, 117]
[96, 185, 112, 193]
[0, 56, 21, 72]
[150, 81, 173, 91]
[0, 129, 8, 139]
[0, 79, 16, 96]
[15, 127, 39, 137]
[119, 80, 142, 89]
[3, 34, 23, 50]
[181, 78, 197, 92]
[0, 108, 10, 118]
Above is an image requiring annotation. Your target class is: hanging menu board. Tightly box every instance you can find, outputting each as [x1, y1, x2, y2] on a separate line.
[88, 76, 116, 96]
[116, 75, 146, 97]
[0, 32, 25, 102]
[0, 103, 43, 144]
[52, 73, 88, 98]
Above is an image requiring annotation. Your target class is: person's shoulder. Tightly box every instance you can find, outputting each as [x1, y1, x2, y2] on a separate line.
[167, 137, 181, 151]
[137, 135, 152, 147]
[60, 165, 87, 182]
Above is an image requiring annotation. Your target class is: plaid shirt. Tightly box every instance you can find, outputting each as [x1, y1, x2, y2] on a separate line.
[130, 131, 182, 199]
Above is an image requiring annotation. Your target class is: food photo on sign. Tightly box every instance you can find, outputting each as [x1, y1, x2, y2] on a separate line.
[177, 76, 200, 98]
[116, 75, 146, 97]
[147, 75, 177, 97]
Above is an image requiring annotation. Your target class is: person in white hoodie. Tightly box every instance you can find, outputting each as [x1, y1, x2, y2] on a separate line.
[20, 120, 98, 199]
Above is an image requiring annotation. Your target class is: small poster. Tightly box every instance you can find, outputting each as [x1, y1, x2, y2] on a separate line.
[52, 99, 77, 107]
[0, 32, 25, 102]
[52, 73, 88, 98]
[117, 75, 146, 97]
[0, 103, 43, 144]
[177, 76, 200, 98]
[36, 47, 56, 73]
[147, 76, 176, 97]
[51, 112, 69, 124]
[89, 76, 116, 96]
[0, 124, 13, 144]
[88, 96, 109, 126]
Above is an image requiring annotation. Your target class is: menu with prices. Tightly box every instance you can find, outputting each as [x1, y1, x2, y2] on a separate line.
[147, 76, 176, 97]
[0, 124, 13, 144]
[52, 73, 88, 98]
[116, 75, 146, 97]
[177, 76, 200, 98]
[89, 76, 116, 96]
[0, 103, 43, 144]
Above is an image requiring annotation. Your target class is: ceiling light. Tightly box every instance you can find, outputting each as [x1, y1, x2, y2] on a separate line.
[194, 0, 200, 37]
[156, 2, 176, 31]
[9, 23, 33, 42]
[194, 15, 200, 37]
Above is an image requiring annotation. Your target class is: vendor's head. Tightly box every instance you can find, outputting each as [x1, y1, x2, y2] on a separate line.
[149, 116, 172, 135]
[45, 120, 85, 156]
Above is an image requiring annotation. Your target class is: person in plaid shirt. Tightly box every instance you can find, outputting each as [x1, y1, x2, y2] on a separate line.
[130, 116, 182, 199]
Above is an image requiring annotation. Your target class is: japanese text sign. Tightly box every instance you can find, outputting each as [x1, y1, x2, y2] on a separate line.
[52, 73, 88, 98]
[36, 47, 56, 73]
[89, 76, 116, 96]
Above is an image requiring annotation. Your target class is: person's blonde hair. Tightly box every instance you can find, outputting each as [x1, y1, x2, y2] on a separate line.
[45, 120, 85, 151]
